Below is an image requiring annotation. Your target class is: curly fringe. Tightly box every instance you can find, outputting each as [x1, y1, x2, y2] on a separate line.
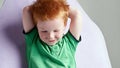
[29, 0, 69, 25]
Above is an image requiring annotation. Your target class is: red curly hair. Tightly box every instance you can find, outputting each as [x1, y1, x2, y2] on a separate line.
[29, 0, 69, 25]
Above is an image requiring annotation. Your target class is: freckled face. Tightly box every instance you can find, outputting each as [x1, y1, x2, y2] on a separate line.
[37, 17, 65, 46]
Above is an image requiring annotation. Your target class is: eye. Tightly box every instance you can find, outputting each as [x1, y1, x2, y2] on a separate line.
[41, 31, 47, 33]
[54, 30, 59, 32]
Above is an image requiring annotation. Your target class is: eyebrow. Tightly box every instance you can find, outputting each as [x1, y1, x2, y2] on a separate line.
[37, 26, 45, 30]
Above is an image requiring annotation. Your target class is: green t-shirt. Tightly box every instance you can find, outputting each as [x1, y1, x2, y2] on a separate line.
[24, 27, 81, 68]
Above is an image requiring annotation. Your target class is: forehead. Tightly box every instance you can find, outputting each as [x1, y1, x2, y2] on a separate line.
[37, 17, 65, 30]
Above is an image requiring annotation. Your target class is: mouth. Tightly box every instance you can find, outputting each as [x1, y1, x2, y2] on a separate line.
[49, 40, 55, 42]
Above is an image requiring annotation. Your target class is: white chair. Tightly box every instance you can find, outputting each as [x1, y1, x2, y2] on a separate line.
[0, 0, 112, 68]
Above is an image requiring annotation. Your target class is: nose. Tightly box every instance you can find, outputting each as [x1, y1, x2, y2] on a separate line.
[48, 32, 55, 39]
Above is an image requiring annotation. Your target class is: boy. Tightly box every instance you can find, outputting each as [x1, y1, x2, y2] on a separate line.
[22, 0, 82, 68]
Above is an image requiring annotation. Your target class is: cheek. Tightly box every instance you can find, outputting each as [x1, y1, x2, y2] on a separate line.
[55, 32, 64, 39]
[39, 33, 46, 39]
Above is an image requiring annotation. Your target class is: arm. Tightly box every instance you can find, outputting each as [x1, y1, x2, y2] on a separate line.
[22, 6, 35, 33]
[69, 7, 82, 40]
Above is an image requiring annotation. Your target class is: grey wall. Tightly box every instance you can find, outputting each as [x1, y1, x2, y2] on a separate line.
[77, 0, 120, 68]
[0, 0, 4, 8]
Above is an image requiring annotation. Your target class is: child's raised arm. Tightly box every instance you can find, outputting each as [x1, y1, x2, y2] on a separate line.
[69, 7, 82, 40]
[22, 6, 35, 33]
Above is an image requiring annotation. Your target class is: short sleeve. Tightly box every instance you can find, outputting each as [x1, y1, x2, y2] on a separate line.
[23, 27, 38, 45]
[63, 30, 81, 51]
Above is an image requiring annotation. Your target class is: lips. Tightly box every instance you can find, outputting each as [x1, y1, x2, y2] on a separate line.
[49, 40, 55, 42]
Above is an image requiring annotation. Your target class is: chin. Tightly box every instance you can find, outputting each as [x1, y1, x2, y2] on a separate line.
[47, 43, 56, 46]
[46, 41, 58, 46]
[43, 40, 59, 46]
